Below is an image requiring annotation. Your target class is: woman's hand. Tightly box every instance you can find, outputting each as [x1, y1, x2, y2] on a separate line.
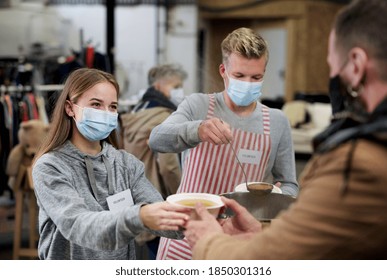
[220, 197, 262, 235]
[140, 201, 190, 231]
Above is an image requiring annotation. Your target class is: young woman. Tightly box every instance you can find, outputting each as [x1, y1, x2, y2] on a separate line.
[32, 68, 189, 260]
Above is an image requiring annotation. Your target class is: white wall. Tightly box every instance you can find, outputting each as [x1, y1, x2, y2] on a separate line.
[256, 26, 287, 100]
[166, 5, 198, 96]
[0, 4, 76, 57]
[116, 6, 158, 100]
[0, 2, 198, 102]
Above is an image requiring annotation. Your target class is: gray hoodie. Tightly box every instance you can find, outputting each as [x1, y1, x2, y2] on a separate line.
[32, 140, 182, 260]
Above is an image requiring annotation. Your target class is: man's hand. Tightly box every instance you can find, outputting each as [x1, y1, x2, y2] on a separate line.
[220, 197, 262, 235]
[198, 118, 232, 145]
[184, 203, 224, 248]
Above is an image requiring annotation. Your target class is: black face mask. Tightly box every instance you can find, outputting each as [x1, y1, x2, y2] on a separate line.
[329, 75, 346, 115]
[328, 74, 369, 123]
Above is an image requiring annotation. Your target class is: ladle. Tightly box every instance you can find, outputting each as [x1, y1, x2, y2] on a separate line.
[220, 118, 249, 190]
[228, 140, 249, 190]
[228, 141, 272, 195]
[221, 118, 272, 195]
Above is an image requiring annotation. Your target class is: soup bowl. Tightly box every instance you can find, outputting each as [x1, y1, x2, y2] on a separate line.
[167, 193, 224, 220]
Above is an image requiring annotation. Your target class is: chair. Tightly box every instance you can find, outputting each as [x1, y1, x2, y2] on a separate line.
[12, 164, 38, 259]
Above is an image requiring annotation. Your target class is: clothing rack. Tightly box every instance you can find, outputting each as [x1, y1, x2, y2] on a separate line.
[0, 83, 55, 198]
[0, 84, 64, 93]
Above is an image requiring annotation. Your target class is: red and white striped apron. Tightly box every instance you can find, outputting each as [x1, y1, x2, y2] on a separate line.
[156, 95, 272, 260]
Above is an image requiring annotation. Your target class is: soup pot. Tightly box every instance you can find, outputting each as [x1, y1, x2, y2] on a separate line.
[221, 192, 296, 222]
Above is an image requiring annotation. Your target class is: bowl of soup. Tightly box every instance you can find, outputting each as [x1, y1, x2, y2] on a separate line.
[167, 193, 224, 220]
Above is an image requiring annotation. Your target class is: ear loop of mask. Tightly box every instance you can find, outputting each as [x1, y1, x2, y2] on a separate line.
[339, 55, 366, 98]
[70, 102, 83, 123]
[224, 67, 234, 83]
[339, 58, 369, 122]
[347, 73, 366, 98]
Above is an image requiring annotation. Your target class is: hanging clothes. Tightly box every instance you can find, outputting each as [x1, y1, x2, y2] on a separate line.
[36, 95, 49, 125]
[0, 99, 11, 196]
[23, 93, 40, 120]
[85, 45, 95, 68]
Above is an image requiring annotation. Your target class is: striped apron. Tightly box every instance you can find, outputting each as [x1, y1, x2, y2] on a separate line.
[156, 95, 272, 260]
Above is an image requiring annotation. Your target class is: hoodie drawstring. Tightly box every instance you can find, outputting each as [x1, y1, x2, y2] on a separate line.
[84, 155, 115, 200]
[102, 155, 114, 195]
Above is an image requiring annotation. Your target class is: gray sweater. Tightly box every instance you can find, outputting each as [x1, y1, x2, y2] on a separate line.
[32, 140, 182, 260]
[149, 93, 299, 196]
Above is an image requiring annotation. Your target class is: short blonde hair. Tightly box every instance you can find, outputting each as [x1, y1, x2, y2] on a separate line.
[221, 27, 269, 65]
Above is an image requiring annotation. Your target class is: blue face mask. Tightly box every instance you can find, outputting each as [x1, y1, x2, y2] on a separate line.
[226, 71, 263, 106]
[73, 104, 118, 141]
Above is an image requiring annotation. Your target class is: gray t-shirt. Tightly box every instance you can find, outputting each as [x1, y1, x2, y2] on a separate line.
[32, 140, 182, 260]
[149, 92, 299, 196]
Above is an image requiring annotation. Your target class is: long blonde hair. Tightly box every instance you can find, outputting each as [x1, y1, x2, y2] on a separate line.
[34, 68, 120, 164]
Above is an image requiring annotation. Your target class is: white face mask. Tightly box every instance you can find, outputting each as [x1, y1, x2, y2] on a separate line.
[170, 88, 185, 106]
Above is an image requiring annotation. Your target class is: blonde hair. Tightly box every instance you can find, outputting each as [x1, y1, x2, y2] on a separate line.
[221, 27, 269, 65]
[34, 68, 120, 164]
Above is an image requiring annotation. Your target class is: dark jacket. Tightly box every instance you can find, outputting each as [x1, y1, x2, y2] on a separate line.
[135, 87, 176, 111]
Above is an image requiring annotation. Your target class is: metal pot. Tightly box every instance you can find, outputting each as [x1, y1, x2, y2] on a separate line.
[221, 192, 296, 222]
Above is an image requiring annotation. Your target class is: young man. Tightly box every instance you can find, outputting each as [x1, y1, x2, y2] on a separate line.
[184, 0, 387, 259]
[149, 27, 298, 260]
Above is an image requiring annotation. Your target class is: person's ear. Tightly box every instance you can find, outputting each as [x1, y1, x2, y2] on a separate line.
[153, 81, 161, 92]
[65, 100, 75, 118]
[348, 47, 368, 89]
[219, 63, 226, 79]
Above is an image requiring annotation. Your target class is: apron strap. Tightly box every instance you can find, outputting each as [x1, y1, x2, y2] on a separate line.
[261, 104, 271, 135]
[206, 94, 216, 119]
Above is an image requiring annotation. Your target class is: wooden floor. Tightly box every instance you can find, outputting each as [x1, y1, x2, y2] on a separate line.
[0, 197, 16, 260]
[0, 194, 37, 260]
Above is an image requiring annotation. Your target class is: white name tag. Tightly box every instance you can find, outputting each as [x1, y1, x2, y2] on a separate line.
[238, 149, 262, 165]
[106, 189, 133, 212]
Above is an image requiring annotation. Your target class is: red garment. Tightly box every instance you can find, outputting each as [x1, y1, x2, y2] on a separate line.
[20, 102, 29, 122]
[26, 93, 39, 120]
[85, 45, 95, 68]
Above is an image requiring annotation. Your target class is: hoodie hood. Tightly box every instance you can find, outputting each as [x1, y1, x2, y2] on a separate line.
[56, 140, 116, 198]
[58, 140, 113, 161]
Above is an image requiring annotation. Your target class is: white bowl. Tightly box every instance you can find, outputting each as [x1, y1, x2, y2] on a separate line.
[167, 193, 224, 219]
[234, 182, 282, 194]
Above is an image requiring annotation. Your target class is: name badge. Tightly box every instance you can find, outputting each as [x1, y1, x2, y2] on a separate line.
[106, 189, 133, 212]
[238, 149, 262, 165]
